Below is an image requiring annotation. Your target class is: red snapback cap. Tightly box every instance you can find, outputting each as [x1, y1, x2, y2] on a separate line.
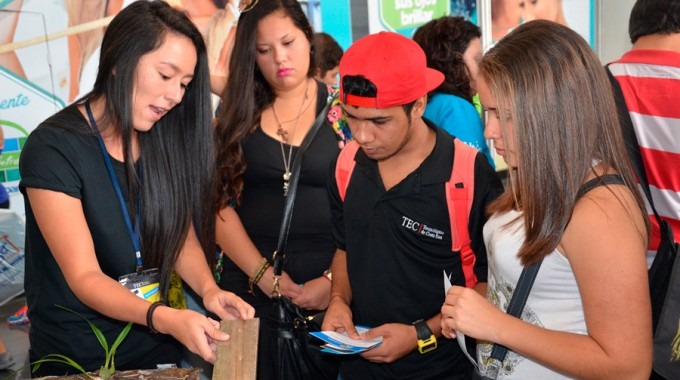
[339, 31, 444, 109]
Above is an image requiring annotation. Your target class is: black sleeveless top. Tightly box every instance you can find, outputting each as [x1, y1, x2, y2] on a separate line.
[222, 82, 341, 289]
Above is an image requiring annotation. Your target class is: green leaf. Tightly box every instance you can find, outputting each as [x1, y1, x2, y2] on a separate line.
[105, 322, 133, 372]
[31, 354, 91, 378]
[55, 305, 110, 354]
[45, 304, 135, 378]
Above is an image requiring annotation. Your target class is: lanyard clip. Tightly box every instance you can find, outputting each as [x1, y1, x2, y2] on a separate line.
[135, 251, 143, 275]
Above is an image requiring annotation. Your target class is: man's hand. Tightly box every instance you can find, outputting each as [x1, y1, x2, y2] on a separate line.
[321, 295, 360, 339]
[359, 323, 417, 363]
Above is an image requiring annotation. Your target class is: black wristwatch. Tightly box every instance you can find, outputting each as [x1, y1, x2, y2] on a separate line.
[413, 319, 437, 354]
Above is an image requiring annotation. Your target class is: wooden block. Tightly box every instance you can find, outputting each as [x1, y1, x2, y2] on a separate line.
[212, 318, 260, 380]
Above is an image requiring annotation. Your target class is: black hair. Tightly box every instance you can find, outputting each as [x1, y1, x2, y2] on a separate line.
[341, 75, 416, 115]
[629, 0, 680, 44]
[70, 0, 215, 298]
[313, 32, 343, 78]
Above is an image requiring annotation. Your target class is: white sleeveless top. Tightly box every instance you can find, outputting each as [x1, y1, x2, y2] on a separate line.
[477, 209, 586, 379]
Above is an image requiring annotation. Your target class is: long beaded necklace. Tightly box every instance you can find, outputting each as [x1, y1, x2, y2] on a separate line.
[272, 80, 309, 197]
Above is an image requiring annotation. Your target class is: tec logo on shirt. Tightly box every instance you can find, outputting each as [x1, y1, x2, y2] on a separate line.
[400, 215, 444, 241]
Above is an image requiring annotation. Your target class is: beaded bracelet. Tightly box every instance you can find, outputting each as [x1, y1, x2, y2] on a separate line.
[146, 301, 165, 334]
[248, 258, 270, 294]
[250, 257, 269, 280]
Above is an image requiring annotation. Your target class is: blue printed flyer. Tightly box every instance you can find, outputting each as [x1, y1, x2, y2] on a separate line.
[310, 326, 383, 355]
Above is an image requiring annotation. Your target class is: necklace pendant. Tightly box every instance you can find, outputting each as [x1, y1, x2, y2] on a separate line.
[277, 127, 288, 143]
[283, 171, 291, 196]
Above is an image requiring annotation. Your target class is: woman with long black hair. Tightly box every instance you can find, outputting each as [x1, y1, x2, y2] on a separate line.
[20, 1, 253, 376]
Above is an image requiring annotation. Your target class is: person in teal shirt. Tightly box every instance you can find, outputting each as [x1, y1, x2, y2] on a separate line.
[414, 16, 495, 168]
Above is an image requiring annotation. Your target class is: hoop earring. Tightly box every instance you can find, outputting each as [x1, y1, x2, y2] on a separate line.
[242, 0, 259, 13]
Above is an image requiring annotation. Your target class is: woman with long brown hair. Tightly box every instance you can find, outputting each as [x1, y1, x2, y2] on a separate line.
[441, 20, 652, 379]
[214, 0, 349, 378]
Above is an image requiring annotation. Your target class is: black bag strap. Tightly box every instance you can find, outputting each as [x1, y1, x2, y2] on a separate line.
[273, 94, 338, 280]
[485, 261, 542, 377]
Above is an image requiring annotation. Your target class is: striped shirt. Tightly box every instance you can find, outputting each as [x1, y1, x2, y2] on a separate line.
[609, 49, 680, 265]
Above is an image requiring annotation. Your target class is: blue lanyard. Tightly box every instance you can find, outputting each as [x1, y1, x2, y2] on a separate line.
[85, 101, 143, 274]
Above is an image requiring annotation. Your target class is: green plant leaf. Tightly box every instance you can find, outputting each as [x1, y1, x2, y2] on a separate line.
[55, 304, 110, 354]
[31, 354, 91, 378]
[25, 305, 134, 380]
[105, 322, 133, 371]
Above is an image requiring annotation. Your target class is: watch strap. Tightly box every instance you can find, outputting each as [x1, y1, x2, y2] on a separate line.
[413, 319, 437, 354]
[413, 319, 432, 340]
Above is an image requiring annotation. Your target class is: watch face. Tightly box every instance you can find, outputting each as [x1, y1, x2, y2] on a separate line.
[417, 336, 437, 354]
[414, 319, 437, 353]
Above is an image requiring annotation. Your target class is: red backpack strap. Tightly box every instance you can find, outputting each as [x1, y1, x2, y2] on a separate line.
[335, 141, 360, 201]
[446, 139, 478, 288]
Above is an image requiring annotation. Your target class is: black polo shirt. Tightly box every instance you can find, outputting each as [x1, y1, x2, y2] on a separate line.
[328, 121, 504, 379]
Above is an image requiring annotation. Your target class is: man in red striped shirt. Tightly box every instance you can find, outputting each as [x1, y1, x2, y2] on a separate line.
[608, 0, 680, 266]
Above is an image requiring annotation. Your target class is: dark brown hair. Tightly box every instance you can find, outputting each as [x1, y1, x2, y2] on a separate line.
[215, 0, 314, 208]
[413, 16, 481, 103]
[313, 32, 343, 78]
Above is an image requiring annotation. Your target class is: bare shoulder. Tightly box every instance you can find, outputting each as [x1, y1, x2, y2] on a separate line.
[559, 182, 647, 261]
[557, 180, 652, 371]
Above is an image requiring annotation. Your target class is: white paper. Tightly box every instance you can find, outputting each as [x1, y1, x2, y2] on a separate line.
[310, 325, 383, 355]
[444, 270, 478, 369]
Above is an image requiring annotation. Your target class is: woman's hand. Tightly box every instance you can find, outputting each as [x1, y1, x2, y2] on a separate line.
[153, 307, 231, 364]
[290, 276, 331, 310]
[257, 267, 302, 299]
[441, 285, 504, 342]
[203, 288, 255, 321]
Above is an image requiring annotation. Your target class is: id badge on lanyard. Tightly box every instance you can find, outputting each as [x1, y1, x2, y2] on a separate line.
[87, 101, 161, 302]
[119, 268, 161, 302]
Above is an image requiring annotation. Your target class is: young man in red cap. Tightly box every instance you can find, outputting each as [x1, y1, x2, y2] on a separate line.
[322, 31, 503, 379]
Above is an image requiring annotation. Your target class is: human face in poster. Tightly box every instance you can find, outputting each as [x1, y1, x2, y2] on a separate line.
[492, 0, 590, 44]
